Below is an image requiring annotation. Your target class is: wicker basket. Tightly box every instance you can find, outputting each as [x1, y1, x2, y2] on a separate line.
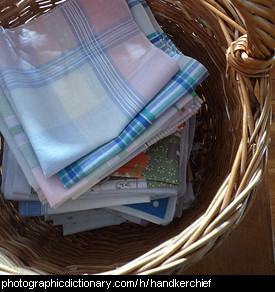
[0, 0, 274, 275]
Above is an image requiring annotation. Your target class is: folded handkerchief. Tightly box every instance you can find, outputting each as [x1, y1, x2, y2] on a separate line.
[2, 140, 178, 211]
[58, 56, 207, 189]
[110, 196, 177, 225]
[128, 0, 187, 69]
[18, 186, 177, 216]
[48, 210, 148, 236]
[111, 133, 181, 187]
[0, 0, 207, 207]
[0, 0, 179, 177]
[0, 81, 201, 207]
[1, 141, 38, 201]
[55, 210, 128, 236]
[57, 0, 208, 189]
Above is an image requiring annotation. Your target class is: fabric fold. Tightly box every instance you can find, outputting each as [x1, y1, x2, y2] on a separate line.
[56, 0, 208, 188]
[0, 0, 179, 177]
[0, 0, 208, 209]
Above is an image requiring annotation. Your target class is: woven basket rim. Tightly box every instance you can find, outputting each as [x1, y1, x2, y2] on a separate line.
[0, 0, 274, 275]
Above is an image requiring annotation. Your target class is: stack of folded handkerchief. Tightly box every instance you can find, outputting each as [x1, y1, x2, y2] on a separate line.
[0, 0, 208, 235]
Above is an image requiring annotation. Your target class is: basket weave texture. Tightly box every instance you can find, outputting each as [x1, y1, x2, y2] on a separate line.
[0, 0, 274, 275]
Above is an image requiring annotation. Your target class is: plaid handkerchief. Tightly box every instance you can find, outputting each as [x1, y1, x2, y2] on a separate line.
[57, 0, 208, 188]
[0, 0, 179, 177]
[0, 0, 207, 208]
[58, 60, 207, 188]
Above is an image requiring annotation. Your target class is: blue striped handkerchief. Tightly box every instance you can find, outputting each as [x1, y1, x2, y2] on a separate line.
[0, 0, 179, 177]
[57, 0, 208, 188]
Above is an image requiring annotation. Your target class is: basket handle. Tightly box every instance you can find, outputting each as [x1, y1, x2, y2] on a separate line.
[218, 0, 274, 210]
[230, 0, 275, 59]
